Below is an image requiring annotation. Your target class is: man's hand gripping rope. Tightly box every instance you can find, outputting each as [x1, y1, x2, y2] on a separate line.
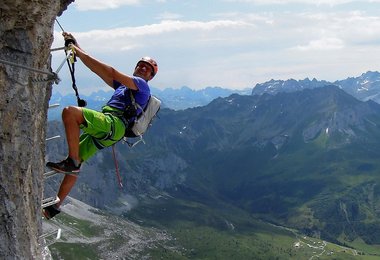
[61, 32, 87, 107]
[63, 32, 77, 64]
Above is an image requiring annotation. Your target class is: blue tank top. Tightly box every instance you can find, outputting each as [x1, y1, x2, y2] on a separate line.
[106, 76, 150, 114]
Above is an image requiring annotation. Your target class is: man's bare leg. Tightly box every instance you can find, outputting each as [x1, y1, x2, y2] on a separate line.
[62, 106, 85, 163]
[56, 174, 78, 207]
[56, 106, 85, 206]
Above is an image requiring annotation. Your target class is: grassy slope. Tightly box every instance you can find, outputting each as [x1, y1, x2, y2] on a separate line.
[126, 195, 380, 259]
[48, 210, 380, 260]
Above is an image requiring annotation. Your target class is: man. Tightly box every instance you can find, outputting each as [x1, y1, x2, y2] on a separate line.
[43, 33, 158, 219]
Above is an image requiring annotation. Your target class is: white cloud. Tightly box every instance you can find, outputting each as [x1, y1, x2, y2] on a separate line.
[294, 11, 380, 47]
[293, 37, 344, 51]
[71, 19, 253, 51]
[74, 0, 141, 11]
[155, 12, 183, 21]
[53, 1, 380, 92]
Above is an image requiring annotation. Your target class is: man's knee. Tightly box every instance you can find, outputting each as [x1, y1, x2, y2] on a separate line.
[62, 106, 84, 124]
[62, 106, 75, 121]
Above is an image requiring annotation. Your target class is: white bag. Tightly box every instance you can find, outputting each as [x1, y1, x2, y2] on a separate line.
[127, 95, 161, 137]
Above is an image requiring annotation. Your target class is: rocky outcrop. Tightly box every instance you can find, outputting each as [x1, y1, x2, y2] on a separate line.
[0, 1, 73, 259]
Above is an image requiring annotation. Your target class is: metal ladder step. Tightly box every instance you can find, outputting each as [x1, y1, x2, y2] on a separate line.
[44, 169, 66, 179]
[42, 196, 60, 208]
[40, 228, 62, 247]
[44, 170, 58, 179]
[48, 103, 60, 109]
[40, 228, 62, 240]
[45, 135, 61, 141]
[43, 95, 63, 247]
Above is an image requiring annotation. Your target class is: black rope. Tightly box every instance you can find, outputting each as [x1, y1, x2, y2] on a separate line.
[64, 50, 86, 107]
[56, 19, 87, 107]
[55, 19, 65, 32]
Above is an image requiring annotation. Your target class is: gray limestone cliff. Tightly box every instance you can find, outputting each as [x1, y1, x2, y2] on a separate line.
[0, 1, 73, 259]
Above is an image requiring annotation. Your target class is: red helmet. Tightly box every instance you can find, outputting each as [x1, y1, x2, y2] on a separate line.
[137, 57, 158, 78]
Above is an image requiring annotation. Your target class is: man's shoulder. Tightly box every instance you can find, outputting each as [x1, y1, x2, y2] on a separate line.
[132, 76, 150, 92]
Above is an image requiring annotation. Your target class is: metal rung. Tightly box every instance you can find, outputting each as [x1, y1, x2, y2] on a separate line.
[42, 196, 60, 208]
[48, 103, 60, 109]
[40, 228, 62, 247]
[44, 170, 58, 179]
[50, 46, 66, 52]
[46, 135, 61, 141]
[40, 228, 62, 240]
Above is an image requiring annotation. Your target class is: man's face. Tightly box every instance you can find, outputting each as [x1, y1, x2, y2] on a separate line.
[133, 61, 153, 81]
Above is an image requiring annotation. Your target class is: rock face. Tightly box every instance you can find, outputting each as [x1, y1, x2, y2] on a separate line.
[0, 1, 73, 259]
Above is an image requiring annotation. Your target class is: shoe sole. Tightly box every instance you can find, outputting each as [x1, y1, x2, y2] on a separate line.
[47, 166, 80, 175]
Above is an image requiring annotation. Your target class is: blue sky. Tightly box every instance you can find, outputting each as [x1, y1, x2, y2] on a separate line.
[52, 0, 380, 94]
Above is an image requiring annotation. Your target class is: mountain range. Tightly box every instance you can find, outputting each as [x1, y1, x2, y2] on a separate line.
[144, 85, 380, 242]
[45, 71, 380, 258]
[49, 71, 380, 121]
[252, 71, 380, 104]
[48, 86, 251, 121]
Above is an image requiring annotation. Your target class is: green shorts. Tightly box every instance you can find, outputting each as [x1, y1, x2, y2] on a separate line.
[79, 106, 126, 162]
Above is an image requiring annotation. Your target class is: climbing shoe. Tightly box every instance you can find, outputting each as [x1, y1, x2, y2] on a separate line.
[43, 204, 61, 220]
[46, 157, 81, 174]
